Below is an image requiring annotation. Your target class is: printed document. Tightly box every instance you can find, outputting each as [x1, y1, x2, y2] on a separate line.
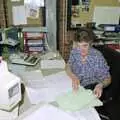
[26, 71, 72, 104]
[17, 104, 81, 120]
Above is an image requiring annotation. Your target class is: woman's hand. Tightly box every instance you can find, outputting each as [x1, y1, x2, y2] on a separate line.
[93, 83, 103, 98]
[71, 75, 80, 92]
[0, 56, 2, 62]
[65, 64, 80, 92]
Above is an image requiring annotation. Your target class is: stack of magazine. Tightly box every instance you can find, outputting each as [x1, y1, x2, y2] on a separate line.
[10, 54, 40, 66]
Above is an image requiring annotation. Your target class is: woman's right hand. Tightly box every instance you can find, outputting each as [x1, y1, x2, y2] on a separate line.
[65, 64, 80, 91]
[71, 75, 80, 92]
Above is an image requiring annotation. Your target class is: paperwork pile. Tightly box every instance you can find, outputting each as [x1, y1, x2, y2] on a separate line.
[56, 87, 103, 111]
[19, 70, 44, 88]
[17, 104, 79, 120]
[41, 59, 65, 69]
[40, 51, 65, 69]
[17, 103, 101, 120]
[26, 71, 72, 104]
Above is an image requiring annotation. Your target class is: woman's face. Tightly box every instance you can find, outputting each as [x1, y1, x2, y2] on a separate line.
[76, 41, 90, 57]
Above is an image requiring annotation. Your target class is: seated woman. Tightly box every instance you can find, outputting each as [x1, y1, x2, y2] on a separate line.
[66, 29, 111, 98]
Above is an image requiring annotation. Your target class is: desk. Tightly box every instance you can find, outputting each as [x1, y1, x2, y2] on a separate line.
[8, 53, 101, 120]
[8, 52, 65, 115]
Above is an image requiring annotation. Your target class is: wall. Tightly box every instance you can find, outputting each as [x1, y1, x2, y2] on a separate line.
[72, 0, 120, 25]
[7, 0, 44, 26]
[0, 0, 8, 27]
[58, 0, 74, 61]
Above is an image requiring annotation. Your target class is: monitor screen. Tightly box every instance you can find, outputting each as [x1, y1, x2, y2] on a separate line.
[104, 26, 115, 32]
[8, 83, 19, 98]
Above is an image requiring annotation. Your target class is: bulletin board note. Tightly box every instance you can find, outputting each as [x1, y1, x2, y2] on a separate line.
[12, 5, 27, 25]
[93, 6, 120, 26]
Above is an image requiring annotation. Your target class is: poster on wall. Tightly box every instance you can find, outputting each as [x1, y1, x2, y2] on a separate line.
[25, 4, 39, 19]
[80, 0, 90, 12]
[12, 6, 27, 25]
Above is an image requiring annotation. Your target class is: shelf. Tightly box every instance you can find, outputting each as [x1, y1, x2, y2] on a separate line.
[23, 27, 48, 53]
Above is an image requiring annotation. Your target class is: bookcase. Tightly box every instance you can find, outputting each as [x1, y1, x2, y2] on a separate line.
[22, 27, 48, 54]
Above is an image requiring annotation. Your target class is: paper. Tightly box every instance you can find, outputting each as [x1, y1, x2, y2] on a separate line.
[19, 70, 44, 88]
[25, 4, 39, 18]
[26, 87, 66, 104]
[68, 107, 101, 120]
[40, 51, 58, 60]
[12, 6, 27, 25]
[56, 87, 103, 111]
[0, 61, 8, 74]
[44, 71, 72, 88]
[20, 105, 78, 120]
[41, 59, 65, 69]
[26, 71, 72, 104]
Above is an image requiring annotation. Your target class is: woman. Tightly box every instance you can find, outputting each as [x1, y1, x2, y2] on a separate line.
[66, 29, 111, 98]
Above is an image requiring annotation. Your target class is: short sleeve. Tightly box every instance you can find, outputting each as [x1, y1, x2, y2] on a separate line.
[68, 50, 75, 66]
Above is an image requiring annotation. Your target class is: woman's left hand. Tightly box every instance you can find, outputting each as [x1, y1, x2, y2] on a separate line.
[0, 56, 2, 62]
[93, 83, 103, 98]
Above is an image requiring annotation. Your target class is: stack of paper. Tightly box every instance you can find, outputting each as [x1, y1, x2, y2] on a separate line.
[19, 70, 44, 88]
[17, 103, 101, 120]
[68, 107, 101, 120]
[17, 104, 81, 120]
[26, 71, 72, 104]
[56, 87, 103, 111]
[41, 59, 65, 69]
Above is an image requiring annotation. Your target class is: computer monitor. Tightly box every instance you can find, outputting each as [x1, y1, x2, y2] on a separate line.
[0, 61, 21, 111]
[104, 25, 116, 32]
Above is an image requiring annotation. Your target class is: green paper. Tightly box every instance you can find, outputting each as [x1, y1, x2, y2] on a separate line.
[56, 87, 103, 111]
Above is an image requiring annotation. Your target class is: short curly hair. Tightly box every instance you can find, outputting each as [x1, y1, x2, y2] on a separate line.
[74, 28, 95, 43]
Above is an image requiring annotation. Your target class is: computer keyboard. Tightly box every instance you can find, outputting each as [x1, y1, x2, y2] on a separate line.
[10, 54, 40, 66]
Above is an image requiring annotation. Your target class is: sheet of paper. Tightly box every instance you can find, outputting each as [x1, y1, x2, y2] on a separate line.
[12, 6, 27, 25]
[26, 87, 69, 104]
[26, 71, 72, 104]
[68, 107, 101, 120]
[56, 87, 103, 111]
[0, 61, 8, 74]
[43, 71, 72, 88]
[41, 59, 65, 69]
[20, 105, 79, 120]
[19, 70, 44, 88]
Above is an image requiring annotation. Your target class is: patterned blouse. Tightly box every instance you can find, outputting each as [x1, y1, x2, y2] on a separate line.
[68, 47, 110, 87]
